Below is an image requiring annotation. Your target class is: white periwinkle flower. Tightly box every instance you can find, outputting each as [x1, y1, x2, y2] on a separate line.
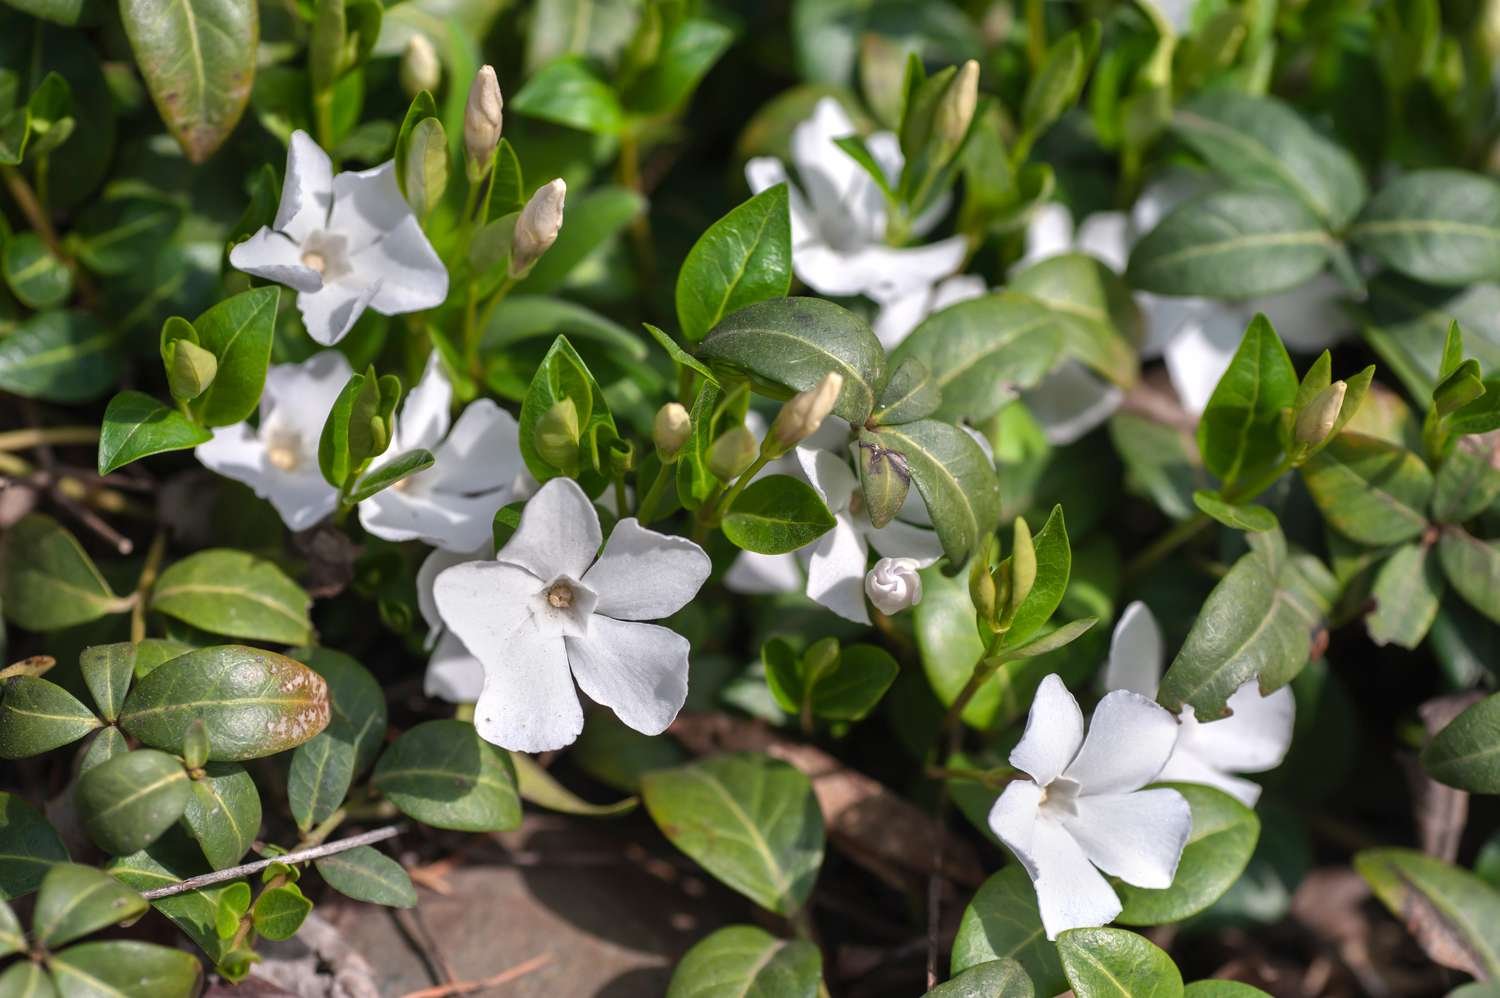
[196, 351, 350, 531]
[745, 98, 966, 305]
[433, 477, 711, 752]
[989, 674, 1192, 940]
[358, 353, 524, 552]
[417, 545, 487, 703]
[865, 557, 923, 615]
[1103, 601, 1295, 806]
[230, 131, 449, 347]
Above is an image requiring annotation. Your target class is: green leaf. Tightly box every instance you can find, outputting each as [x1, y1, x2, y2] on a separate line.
[1126, 191, 1333, 298]
[1367, 542, 1444, 649]
[868, 419, 1001, 568]
[1432, 435, 1500, 523]
[0, 677, 100, 758]
[252, 883, 311, 941]
[287, 730, 354, 833]
[1301, 433, 1433, 546]
[1109, 412, 1205, 521]
[187, 287, 280, 428]
[119, 0, 256, 162]
[483, 295, 649, 362]
[666, 924, 822, 998]
[0, 311, 120, 403]
[0, 515, 127, 630]
[33, 864, 146, 949]
[119, 645, 330, 761]
[284, 648, 384, 830]
[0, 962, 55, 998]
[510, 750, 638, 817]
[1056, 927, 1183, 998]
[1021, 27, 1093, 140]
[78, 727, 128, 776]
[871, 358, 942, 426]
[1006, 505, 1070, 647]
[1355, 848, 1500, 978]
[1009, 253, 1141, 389]
[0, 897, 22, 959]
[47, 940, 201, 998]
[0, 0, 98, 25]
[1196, 315, 1297, 486]
[643, 323, 720, 386]
[642, 753, 824, 916]
[314, 845, 417, 907]
[150, 550, 312, 645]
[1182, 984, 1271, 997]
[1191, 491, 1279, 532]
[74, 196, 182, 276]
[372, 719, 521, 832]
[890, 294, 1062, 424]
[401, 116, 447, 217]
[97, 391, 212, 475]
[517, 335, 620, 487]
[762, 639, 899, 722]
[1001, 617, 1097, 659]
[349, 448, 435, 502]
[105, 830, 244, 970]
[625, 17, 734, 114]
[393, 89, 436, 196]
[521, 186, 645, 294]
[1172, 90, 1368, 227]
[951, 866, 1066, 995]
[676, 183, 792, 343]
[723, 476, 835, 555]
[510, 56, 624, 134]
[488, 138, 524, 215]
[1116, 784, 1259, 925]
[699, 297, 884, 423]
[74, 749, 191, 856]
[1350, 170, 1500, 286]
[3, 232, 71, 308]
[0, 792, 69, 900]
[928, 960, 1035, 997]
[1438, 527, 1500, 625]
[181, 764, 260, 870]
[1421, 692, 1500, 793]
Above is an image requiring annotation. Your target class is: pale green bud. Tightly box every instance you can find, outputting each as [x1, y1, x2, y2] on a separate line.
[707, 425, 758, 481]
[166, 339, 218, 402]
[934, 59, 980, 159]
[400, 34, 441, 98]
[653, 402, 691, 460]
[1294, 380, 1347, 446]
[510, 179, 566, 276]
[535, 397, 581, 471]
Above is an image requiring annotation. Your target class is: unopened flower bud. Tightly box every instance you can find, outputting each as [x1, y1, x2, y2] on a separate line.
[768, 372, 843, 454]
[654, 402, 691, 460]
[707, 424, 758, 481]
[934, 59, 980, 159]
[867, 557, 924, 615]
[1294, 380, 1347, 446]
[510, 179, 566, 276]
[400, 34, 440, 98]
[464, 65, 503, 176]
[535, 397, 580, 471]
[167, 339, 218, 401]
[856, 439, 910, 529]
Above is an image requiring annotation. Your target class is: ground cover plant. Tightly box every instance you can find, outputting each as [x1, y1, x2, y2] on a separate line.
[0, 0, 1499, 994]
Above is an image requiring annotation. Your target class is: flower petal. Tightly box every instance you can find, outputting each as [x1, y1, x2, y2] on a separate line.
[989, 782, 1122, 940]
[196, 425, 338, 532]
[1009, 673, 1086, 787]
[723, 550, 803, 594]
[805, 514, 870, 624]
[432, 559, 541, 653]
[1063, 690, 1180, 794]
[351, 214, 450, 316]
[228, 228, 323, 292]
[328, 161, 411, 253]
[1177, 682, 1295, 774]
[417, 546, 483, 634]
[1018, 202, 1075, 269]
[795, 445, 858, 511]
[359, 486, 495, 552]
[864, 516, 943, 565]
[873, 287, 934, 352]
[1154, 748, 1266, 807]
[275, 131, 334, 242]
[745, 156, 815, 246]
[297, 280, 379, 347]
[424, 630, 484, 702]
[1075, 211, 1132, 272]
[791, 97, 865, 217]
[473, 614, 582, 752]
[428, 400, 524, 496]
[567, 617, 689, 735]
[392, 352, 452, 453]
[582, 518, 711, 621]
[1061, 787, 1193, 890]
[262, 351, 353, 430]
[495, 476, 602, 581]
[1023, 362, 1123, 446]
[854, 237, 969, 304]
[1163, 305, 1245, 415]
[1102, 601, 1164, 698]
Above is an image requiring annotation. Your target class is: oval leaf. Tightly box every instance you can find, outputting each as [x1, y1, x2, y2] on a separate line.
[182, 764, 261, 869]
[98, 390, 212, 474]
[1355, 848, 1500, 979]
[0, 793, 69, 900]
[48, 940, 201, 998]
[0, 514, 126, 631]
[867, 420, 1000, 569]
[723, 475, 836, 555]
[676, 184, 793, 343]
[1056, 927, 1184, 998]
[0, 311, 120, 403]
[1350, 170, 1500, 286]
[666, 924, 822, 998]
[1422, 691, 1500, 793]
[1116, 784, 1259, 925]
[150, 549, 312, 645]
[75, 749, 191, 855]
[0, 677, 100, 759]
[1301, 433, 1433, 546]
[315, 845, 417, 908]
[33, 863, 147, 949]
[372, 719, 522, 832]
[951, 866, 1067, 996]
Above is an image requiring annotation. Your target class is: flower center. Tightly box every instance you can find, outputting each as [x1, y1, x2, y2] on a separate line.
[547, 582, 574, 609]
[265, 428, 304, 472]
[1038, 776, 1081, 817]
[300, 250, 326, 273]
[298, 230, 351, 281]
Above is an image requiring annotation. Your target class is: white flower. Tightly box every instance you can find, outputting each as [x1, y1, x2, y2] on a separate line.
[989, 674, 1192, 940]
[230, 131, 449, 346]
[358, 353, 524, 552]
[865, 557, 923, 614]
[417, 545, 486, 702]
[433, 477, 711, 752]
[1103, 601, 1295, 806]
[195, 351, 350, 531]
[745, 98, 966, 305]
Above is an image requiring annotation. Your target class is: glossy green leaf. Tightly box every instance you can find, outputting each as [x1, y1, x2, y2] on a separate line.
[285, 649, 387, 830]
[1109, 412, 1204, 521]
[372, 719, 521, 832]
[517, 335, 619, 487]
[626, 16, 733, 114]
[287, 729, 354, 834]
[642, 753, 824, 916]
[0, 961, 54, 998]
[1192, 491, 1278, 532]
[665, 924, 822, 998]
[1421, 692, 1500, 793]
[181, 764, 260, 870]
[48, 940, 201, 998]
[1301, 433, 1433, 545]
[0, 677, 100, 759]
[1005, 505, 1070, 647]
[187, 287, 279, 428]
[1117, 784, 1259, 924]
[1438, 527, 1500, 625]
[723, 475, 835, 555]
[119, 0, 257, 162]
[97, 390, 211, 474]
[0, 792, 69, 900]
[868, 419, 1000, 568]
[77, 727, 128, 776]
[676, 183, 792, 343]
[252, 883, 311, 941]
[106, 830, 244, 969]
[951, 866, 1067, 995]
[33, 863, 146, 949]
[0, 515, 127, 630]
[74, 749, 191, 856]
[119, 645, 330, 761]
[762, 638, 899, 722]
[928, 960, 1035, 997]
[1127, 191, 1333, 299]
[510, 56, 623, 134]
[891, 294, 1062, 423]
[150, 550, 312, 645]
[1350, 170, 1500, 286]
[348, 448, 435, 502]
[3, 232, 71, 308]
[393, 89, 436, 195]
[1367, 542, 1444, 649]
[1056, 927, 1183, 998]
[643, 323, 720, 386]
[1432, 434, 1500, 523]
[0, 311, 119, 403]
[699, 297, 884, 423]
[871, 357, 942, 426]
[1196, 315, 1297, 486]
[315, 845, 417, 907]
[1355, 848, 1500, 978]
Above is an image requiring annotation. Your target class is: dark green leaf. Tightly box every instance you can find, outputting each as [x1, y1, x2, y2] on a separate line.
[0, 515, 127, 630]
[666, 924, 822, 998]
[372, 719, 521, 832]
[0, 677, 100, 758]
[150, 550, 312, 645]
[188, 287, 280, 428]
[927, 959, 1035, 997]
[869, 419, 1000, 568]
[181, 764, 260, 869]
[74, 197, 182, 276]
[1196, 315, 1297, 486]
[33, 863, 146, 949]
[74, 749, 190, 855]
[1056, 927, 1183, 998]
[676, 183, 792, 343]
[951, 866, 1066, 995]
[1350, 170, 1500, 286]
[1421, 692, 1500, 793]
[0, 311, 119, 403]
[871, 358, 942, 426]
[0, 792, 69, 899]
[97, 391, 211, 475]
[763, 638, 900, 722]
[315, 845, 416, 907]
[722, 475, 835, 555]
[287, 731, 353, 833]
[1117, 784, 1259, 925]
[1301, 433, 1433, 546]
[47, 940, 201, 998]
[3, 232, 72, 308]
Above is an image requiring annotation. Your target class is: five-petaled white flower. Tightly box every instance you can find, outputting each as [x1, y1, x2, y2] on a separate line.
[196, 351, 350, 531]
[230, 131, 449, 346]
[434, 477, 711, 752]
[1103, 601, 1295, 806]
[745, 98, 966, 306]
[989, 673, 1192, 940]
[358, 354, 524, 553]
[417, 545, 487, 703]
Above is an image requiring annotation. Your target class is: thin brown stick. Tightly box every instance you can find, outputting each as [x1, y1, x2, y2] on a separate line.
[398, 953, 553, 998]
[139, 825, 404, 900]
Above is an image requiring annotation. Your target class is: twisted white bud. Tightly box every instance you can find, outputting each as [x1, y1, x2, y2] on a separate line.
[769, 372, 843, 453]
[510, 179, 566, 276]
[866, 557, 923, 615]
[464, 65, 503, 173]
[400, 34, 441, 98]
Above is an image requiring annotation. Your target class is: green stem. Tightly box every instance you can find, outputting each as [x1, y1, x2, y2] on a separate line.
[702, 452, 771, 525]
[130, 532, 167, 644]
[313, 89, 335, 153]
[613, 472, 629, 520]
[1026, 0, 1047, 69]
[635, 462, 674, 523]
